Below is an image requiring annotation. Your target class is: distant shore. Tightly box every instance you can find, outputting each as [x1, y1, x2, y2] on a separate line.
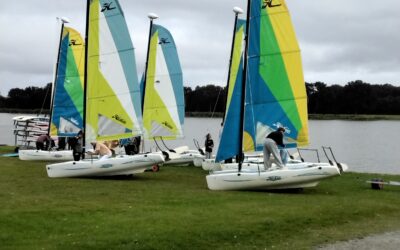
[1, 109, 400, 120]
[187, 112, 400, 120]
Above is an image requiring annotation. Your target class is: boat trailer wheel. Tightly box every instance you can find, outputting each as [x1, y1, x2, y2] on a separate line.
[152, 165, 160, 172]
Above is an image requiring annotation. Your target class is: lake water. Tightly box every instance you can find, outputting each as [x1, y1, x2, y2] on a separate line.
[1, 113, 399, 175]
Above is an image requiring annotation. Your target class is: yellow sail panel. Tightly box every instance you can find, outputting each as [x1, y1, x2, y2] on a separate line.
[68, 27, 85, 90]
[50, 26, 85, 137]
[85, 0, 142, 143]
[266, 0, 308, 145]
[143, 25, 184, 140]
[243, 0, 308, 151]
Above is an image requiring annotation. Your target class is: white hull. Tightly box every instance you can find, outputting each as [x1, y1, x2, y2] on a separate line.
[206, 162, 346, 191]
[193, 155, 205, 167]
[46, 153, 164, 178]
[19, 150, 73, 161]
[202, 159, 222, 171]
[201, 153, 262, 171]
[162, 147, 205, 166]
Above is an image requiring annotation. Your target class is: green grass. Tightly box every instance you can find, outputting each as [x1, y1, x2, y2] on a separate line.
[1, 146, 400, 249]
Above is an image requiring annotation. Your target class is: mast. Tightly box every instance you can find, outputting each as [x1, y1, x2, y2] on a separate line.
[141, 13, 159, 114]
[140, 13, 158, 153]
[221, 7, 244, 125]
[82, 0, 90, 149]
[238, 0, 251, 172]
[48, 17, 69, 135]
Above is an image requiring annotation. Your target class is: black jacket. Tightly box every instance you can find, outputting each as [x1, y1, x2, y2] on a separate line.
[267, 131, 285, 147]
[205, 139, 214, 152]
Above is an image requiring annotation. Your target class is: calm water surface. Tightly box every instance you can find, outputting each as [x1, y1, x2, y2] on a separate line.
[1, 113, 399, 174]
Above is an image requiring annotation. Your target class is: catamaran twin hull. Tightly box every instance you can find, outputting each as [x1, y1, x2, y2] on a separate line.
[206, 162, 347, 191]
[46, 153, 164, 178]
[19, 150, 74, 161]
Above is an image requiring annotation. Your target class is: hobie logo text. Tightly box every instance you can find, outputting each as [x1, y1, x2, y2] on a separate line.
[162, 121, 173, 130]
[69, 39, 82, 46]
[159, 38, 170, 45]
[112, 114, 126, 124]
[101, 2, 116, 12]
[262, 0, 282, 9]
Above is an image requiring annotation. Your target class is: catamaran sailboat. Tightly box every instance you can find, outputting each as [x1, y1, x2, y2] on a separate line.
[46, 0, 164, 178]
[206, 1, 348, 191]
[19, 18, 84, 161]
[140, 14, 204, 166]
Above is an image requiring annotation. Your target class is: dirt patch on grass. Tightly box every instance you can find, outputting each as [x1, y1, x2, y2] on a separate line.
[317, 231, 400, 250]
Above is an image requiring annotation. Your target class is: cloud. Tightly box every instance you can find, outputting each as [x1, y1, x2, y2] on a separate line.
[288, 0, 400, 84]
[0, 0, 399, 96]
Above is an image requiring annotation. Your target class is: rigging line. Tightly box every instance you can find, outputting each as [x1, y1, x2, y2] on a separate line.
[193, 138, 200, 150]
[160, 136, 172, 151]
[153, 137, 163, 151]
[40, 84, 52, 116]
[211, 87, 223, 118]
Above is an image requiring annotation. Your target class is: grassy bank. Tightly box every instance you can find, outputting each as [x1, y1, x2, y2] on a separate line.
[1, 146, 400, 249]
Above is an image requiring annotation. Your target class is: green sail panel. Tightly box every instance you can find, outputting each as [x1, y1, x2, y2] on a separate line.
[142, 24, 184, 140]
[50, 26, 84, 137]
[243, 0, 309, 152]
[85, 0, 142, 144]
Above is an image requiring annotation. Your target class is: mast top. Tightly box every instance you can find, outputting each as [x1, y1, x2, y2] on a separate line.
[58, 17, 70, 24]
[233, 7, 244, 14]
[147, 13, 159, 20]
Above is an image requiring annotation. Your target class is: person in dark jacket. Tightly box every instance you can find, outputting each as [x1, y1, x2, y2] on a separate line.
[36, 134, 51, 150]
[72, 130, 84, 161]
[263, 127, 286, 170]
[205, 133, 214, 159]
[124, 136, 140, 155]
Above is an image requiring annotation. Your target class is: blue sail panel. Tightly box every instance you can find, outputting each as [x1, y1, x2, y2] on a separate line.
[215, 19, 246, 162]
[50, 26, 84, 137]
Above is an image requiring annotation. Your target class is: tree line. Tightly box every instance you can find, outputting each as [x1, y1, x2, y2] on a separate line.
[0, 83, 52, 112]
[1, 80, 400, 115]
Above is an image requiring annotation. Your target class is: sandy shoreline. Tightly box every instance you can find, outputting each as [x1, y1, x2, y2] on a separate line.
[317, 230, 400, 249]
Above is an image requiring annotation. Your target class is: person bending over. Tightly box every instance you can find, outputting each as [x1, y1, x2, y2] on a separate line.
[263, 127, 286, 170]
[87, 141, 112, 161]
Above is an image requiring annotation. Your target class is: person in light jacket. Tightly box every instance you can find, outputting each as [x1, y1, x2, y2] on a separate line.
[263, 127, 286, 170]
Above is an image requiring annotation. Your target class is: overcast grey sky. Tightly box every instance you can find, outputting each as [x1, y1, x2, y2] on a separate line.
[0, 0, 399, 96]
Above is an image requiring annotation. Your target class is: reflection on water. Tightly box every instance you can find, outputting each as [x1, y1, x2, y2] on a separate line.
[1, 113, 399, 174]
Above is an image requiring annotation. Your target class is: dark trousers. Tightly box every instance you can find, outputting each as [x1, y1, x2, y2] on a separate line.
[36, 142, 45, 150]
[73, 151, 81, 161]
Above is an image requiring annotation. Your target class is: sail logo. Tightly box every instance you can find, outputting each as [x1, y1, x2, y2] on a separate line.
[100, 164, 113, 169]
[159, 38, 170, 45]
[112, 114, 126, 124]
[162, 121, 173, 130]
[69, 117, 79, 126]
[101, 2, 116, 12]
[69, 39, 82, 46]
[262, 0, 282, 9]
